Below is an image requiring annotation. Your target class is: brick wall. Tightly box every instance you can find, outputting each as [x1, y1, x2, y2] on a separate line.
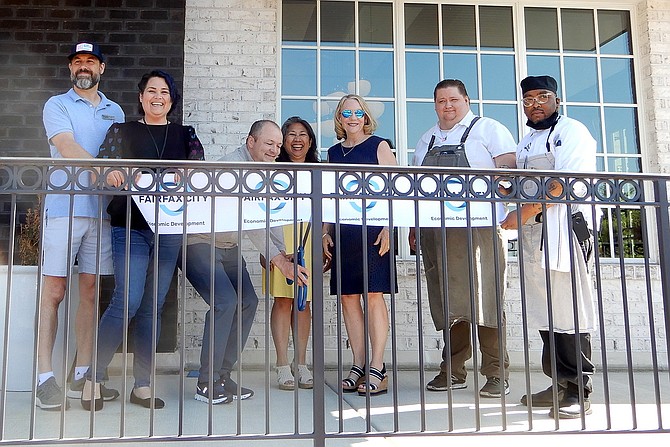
[0, 0, 188, 350]
[638, 0, 670, 174]
[1, 0, 666, 372]
[183, 0, 279, 159]
[181, 258, 668, 371]
[179, 0, 669, 372]
[0, 0, 186, 263]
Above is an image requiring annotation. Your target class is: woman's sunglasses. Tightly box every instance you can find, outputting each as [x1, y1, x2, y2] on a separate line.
[340, 109, 365, 119]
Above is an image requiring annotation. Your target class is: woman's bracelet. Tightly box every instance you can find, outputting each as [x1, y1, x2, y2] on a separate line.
[322, 233, 330, 239]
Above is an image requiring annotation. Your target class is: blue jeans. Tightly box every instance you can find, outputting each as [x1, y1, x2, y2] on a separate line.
[181, 243, 258, 383]
[88, 227, 182, 388]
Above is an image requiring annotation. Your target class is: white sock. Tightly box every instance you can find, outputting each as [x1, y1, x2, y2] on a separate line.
[38, 372, 55, 386]
[74, 366, 89, 381]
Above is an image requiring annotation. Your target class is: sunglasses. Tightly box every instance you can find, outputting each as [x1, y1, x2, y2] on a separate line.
[340, 109, 365, 119]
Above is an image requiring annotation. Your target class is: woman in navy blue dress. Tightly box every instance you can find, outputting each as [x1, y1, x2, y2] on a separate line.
[322, 94, 397, 396]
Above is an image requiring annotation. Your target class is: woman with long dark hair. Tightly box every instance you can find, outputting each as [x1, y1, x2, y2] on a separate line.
[266, 116, 318, 390]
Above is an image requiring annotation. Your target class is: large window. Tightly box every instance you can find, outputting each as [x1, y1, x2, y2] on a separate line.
[281, 0, 396, 155]
[404, 3, 518, 163]
[280, 1, 642, 258]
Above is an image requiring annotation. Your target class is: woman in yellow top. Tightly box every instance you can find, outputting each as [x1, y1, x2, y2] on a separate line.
[264, 116, 319, 390]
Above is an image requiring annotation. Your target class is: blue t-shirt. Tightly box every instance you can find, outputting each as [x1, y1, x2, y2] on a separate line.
[42, 88, 125, 218]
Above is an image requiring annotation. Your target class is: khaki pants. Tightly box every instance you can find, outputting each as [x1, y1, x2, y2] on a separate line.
[442, 321, 510, 381]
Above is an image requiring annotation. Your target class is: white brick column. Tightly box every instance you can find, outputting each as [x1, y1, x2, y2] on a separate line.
[184, 0, 279, 160]
[638, 0, 670, 173]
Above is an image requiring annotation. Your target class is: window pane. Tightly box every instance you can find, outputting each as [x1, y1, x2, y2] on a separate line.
[599, 209, 644, 258]
[405, 3, 438, 48]
[564, 57, 599, 102]
[480, 6, 514, 50]
[406, 52, 440, 99]
[282, 49, 317, 96]
[607, 157, 641, 173]
[320, 112, 338, 149]
[598, 10, 632, 55]
[373, 101, 396, 149]
[481, 54, 516, 101]
[282, 0, 317, 45]
[525, 7, 558, 52]
[482, 104, 518, 139]
[604, 107, 639, 156]
[526, 55, 562, 97]
[444, 53, 479, 99]
[360, 51, 394, 97]
[562, 9, 596, 53]
[281, 99, 318, 125]
[406, 101, 436, 153]
[321, 50, 355, 96]
[442, 4, 475, 50]
[321, 1, 354, 46]
[359, 2, 393, 47]
[602, 58, 636, 104]
[566, 105, 602, 152]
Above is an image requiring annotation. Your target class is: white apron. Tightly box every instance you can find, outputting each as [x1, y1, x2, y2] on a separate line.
[519, 152, 596, 333]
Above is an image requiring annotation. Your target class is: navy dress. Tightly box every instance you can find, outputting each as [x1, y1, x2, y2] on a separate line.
[327, 135, 397, 295]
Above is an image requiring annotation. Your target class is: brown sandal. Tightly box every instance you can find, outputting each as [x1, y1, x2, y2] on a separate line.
[342, 365, 365, 393]
[357, 365, 388, 396]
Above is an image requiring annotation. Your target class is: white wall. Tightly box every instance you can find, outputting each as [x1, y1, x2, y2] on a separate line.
[179, 0, 670, 372]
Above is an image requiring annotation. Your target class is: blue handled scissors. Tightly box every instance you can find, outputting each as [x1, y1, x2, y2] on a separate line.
[286, 221, 310, 311]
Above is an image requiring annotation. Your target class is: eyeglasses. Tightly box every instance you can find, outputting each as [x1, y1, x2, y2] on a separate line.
[340, 109, 365, 119]
[522, 92, 554, 107]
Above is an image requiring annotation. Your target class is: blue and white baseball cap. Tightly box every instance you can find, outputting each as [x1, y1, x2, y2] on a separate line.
[68, 42, 104, 63]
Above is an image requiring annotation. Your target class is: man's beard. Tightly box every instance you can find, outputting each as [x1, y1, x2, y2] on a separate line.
[71, 70, 100, 90]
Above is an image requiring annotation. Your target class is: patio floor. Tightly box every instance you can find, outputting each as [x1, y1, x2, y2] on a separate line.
[1, 368, 668, 446]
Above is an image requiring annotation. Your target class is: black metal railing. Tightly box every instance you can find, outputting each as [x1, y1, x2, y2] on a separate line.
[0, 157, 668, 445]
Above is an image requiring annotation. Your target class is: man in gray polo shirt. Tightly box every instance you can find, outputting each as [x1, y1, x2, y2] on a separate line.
[38, 42, 124, 410]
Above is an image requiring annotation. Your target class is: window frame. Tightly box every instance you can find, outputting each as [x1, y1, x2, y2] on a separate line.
[277, 0, 651, 261]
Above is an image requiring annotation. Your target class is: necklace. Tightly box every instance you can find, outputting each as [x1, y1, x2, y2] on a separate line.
[341, 135, 370, 157]
[142, 119, 169, 159]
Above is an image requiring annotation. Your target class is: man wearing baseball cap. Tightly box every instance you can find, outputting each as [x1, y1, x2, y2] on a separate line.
[68, 42, 105, 63]
[37, 41, 124, 410]
[501, 75, 598, 419]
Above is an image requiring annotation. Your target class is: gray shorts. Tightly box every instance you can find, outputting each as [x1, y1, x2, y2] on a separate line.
[41, 216, 113, 276]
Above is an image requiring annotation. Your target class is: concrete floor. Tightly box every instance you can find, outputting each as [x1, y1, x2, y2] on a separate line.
[1, 369, 669, 446]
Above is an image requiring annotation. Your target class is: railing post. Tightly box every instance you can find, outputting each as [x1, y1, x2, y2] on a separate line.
[311, 165, 325, 447]
[653, 179, 670, 375]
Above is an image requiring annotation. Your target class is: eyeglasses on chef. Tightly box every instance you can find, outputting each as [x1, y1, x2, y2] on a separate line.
[522, 92, 554, 108]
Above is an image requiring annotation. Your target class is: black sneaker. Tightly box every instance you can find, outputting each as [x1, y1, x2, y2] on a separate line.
[67, 377, 120, 401]
[221, 372, 254, 400]
[479, 377, 510, 398]
[36, 377, 69, 410]
[195, 380, 233, 405]
[426, 371, 467, 391]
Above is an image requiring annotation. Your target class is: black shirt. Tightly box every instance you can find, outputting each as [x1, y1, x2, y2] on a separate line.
[97, 121, 205, 229]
